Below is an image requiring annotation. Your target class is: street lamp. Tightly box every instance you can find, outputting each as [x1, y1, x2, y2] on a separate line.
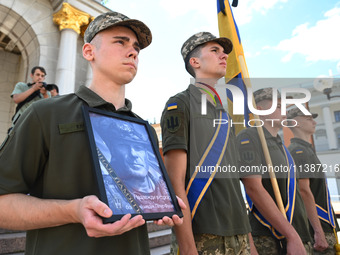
[313, 69, 340, 100]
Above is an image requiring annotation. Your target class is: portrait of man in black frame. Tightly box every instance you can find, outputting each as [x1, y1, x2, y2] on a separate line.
[82, 106, 182, 223]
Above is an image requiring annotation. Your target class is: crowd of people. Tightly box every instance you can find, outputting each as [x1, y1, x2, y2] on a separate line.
[0, 10, 338, 255]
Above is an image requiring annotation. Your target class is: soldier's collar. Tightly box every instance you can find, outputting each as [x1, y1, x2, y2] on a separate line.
[75, 85, 132, 111]
[290, 137, 312, 148]
[189, 84, 224, 111]
[262, 127, 283, 144]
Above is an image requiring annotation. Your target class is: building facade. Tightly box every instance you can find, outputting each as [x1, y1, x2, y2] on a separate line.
[0, 0, 109, 141]
[309, 78, 340, 206]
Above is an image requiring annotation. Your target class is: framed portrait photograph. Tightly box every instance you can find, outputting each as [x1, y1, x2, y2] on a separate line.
[82, 106, 182, 223]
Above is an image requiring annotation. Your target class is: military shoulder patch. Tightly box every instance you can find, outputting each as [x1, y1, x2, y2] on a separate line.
[295, 150, 303, 154]
[241, 150, 255, 163]
[165, 112, 181, 133]
[241, 139, 250, 145]
[167, 103, 178, 111]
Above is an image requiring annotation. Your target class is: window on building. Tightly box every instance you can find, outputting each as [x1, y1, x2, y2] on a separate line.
[335, 111, 340, 122]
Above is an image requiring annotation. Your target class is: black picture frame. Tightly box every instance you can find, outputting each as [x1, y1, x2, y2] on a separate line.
[82, 106, 182, 223]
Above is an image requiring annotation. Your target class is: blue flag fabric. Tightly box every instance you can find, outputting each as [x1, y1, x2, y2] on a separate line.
[217, 0, 253, 135]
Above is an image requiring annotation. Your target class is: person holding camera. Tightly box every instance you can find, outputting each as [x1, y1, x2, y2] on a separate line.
[10, 66, 49, 127]
[39, 85, 52, 99]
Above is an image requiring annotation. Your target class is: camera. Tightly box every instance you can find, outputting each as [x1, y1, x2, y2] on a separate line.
[28, 82, 47, 88]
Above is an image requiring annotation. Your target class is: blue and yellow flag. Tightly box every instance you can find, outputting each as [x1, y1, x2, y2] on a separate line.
[217, 0, 253, 135]
[218, 1, 298, 240]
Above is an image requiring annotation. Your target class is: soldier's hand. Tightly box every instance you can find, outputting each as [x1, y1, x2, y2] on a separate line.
[153, 196, 186, 226]
[313, 231, 328, 251]
[286, 237, 307, 255]
[76, 195, 145, 237]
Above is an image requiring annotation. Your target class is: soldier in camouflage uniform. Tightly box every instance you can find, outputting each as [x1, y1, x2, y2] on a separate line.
[0, 11, 184, 255]
[288, 107, 340, 254]
[161, 32, 253, 255]
[236, 88, 313, 255]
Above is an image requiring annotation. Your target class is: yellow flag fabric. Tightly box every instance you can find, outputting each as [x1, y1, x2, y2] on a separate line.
[217, 0, 253, 135]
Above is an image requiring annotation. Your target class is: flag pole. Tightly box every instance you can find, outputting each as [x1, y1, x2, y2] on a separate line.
[218, 0, 286, 220]
[238, 55, 287, 218]
[254, 116, 287, 218]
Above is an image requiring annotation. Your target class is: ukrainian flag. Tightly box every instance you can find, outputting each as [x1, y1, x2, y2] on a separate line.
[217, 0, 253, 135]
[240, 139, 250, 145]
[167, 103, 177, 111]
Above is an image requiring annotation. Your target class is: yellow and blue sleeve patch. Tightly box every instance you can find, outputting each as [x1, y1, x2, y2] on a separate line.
[167, 103, 177, 111]
[241, 139, 250, 145]
[296, 150, 303, 154]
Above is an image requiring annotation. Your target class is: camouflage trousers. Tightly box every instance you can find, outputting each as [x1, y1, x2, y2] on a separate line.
[170, 230, 250, 255]
[253, 235, 313, 255]
[313, 232, 337, 255]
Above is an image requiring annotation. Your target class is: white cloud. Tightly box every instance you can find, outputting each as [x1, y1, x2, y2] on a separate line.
[157, 0, 220, 35]
[245, 50, 261, 58]
[159, 0, 216, 19]
[233, 0, 288, 25]
[276, 6, 340, 63]
[128, 2, 137, 9]
[291, 23, 309, 36]
[250, 0, 288, 13]
[159, 0, 288, 26]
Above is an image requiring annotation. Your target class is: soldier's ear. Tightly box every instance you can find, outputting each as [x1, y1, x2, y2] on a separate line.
[189, 57, 200, 69]
[83, 43, 95, 61]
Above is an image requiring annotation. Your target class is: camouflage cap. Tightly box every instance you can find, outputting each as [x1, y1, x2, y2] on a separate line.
[93, 118, 148, 145]
[181, 32, 233, 61]
[254, 88, 281, 104]
[287, 107, 318, 119]
[84, 11, 152, 49]
[112, 122, 148, 144]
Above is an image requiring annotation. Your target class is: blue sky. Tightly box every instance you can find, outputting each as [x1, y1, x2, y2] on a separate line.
[104, 0, 340, 122]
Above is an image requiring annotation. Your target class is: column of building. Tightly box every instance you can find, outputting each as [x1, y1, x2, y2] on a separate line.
[53, 3, 91, 95]
[321, 103, 338, 150]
